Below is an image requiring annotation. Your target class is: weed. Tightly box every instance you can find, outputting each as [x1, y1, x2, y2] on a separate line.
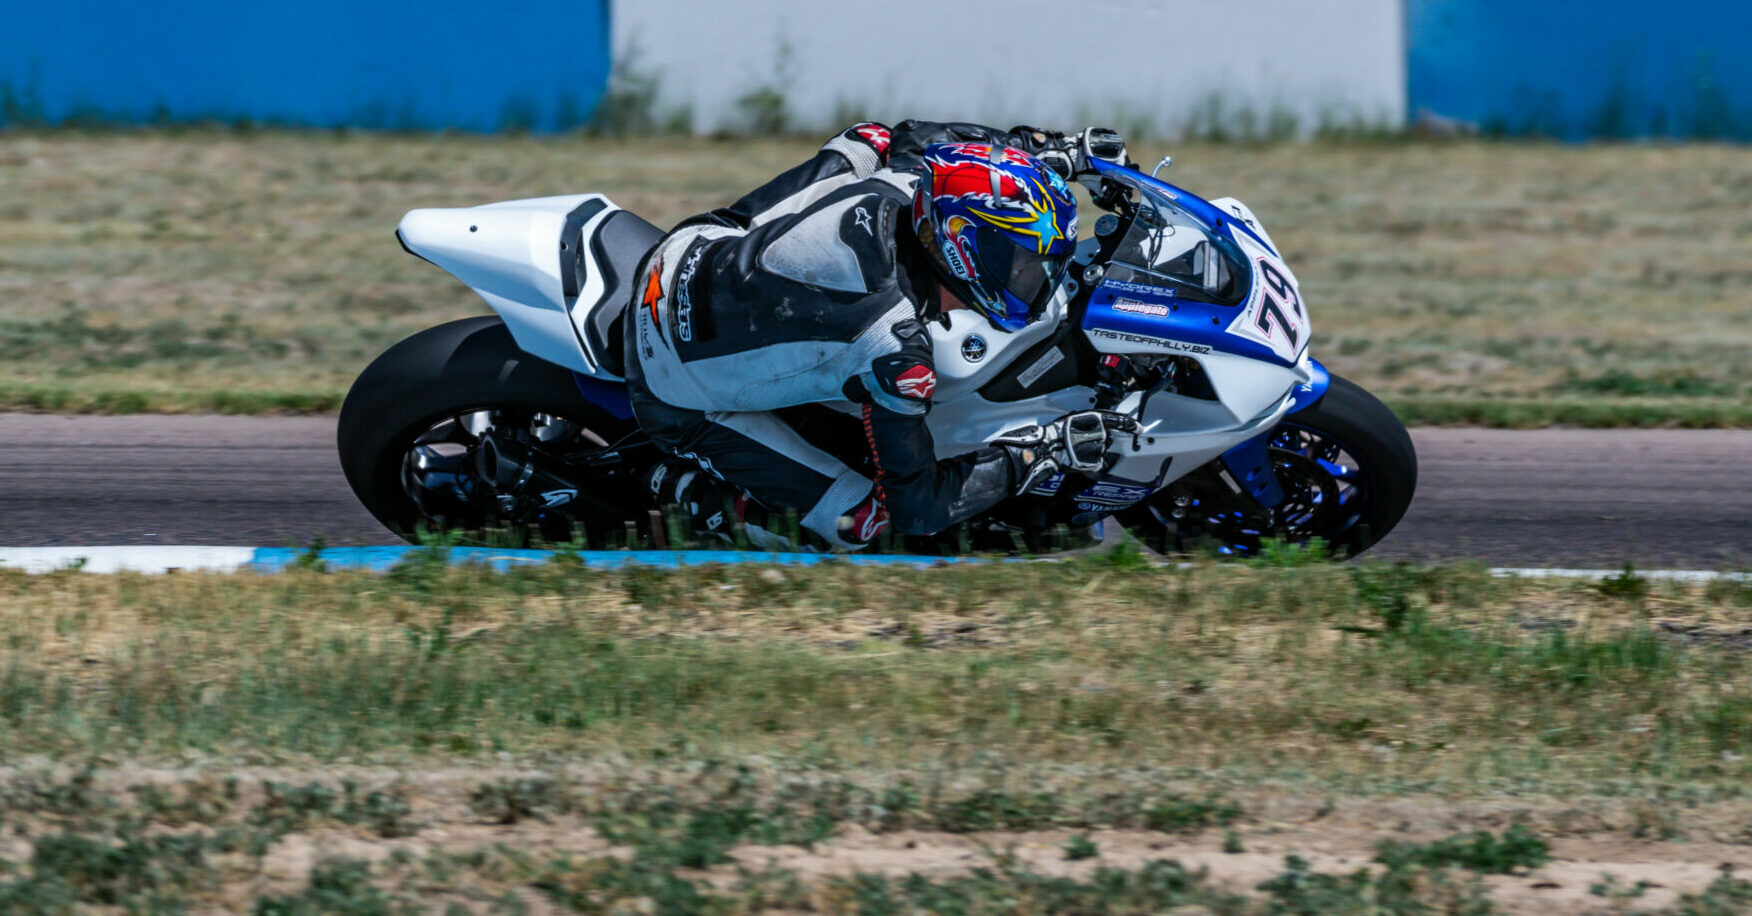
[1373, 824, 1550, 874]
[1142, 794, 1242, 833]
[1671, 865, 1752, 915]
[25, 829, 211, 906]
[469, 777, 568, 825]
[1590, 874, 1652, 900]
[252, 857, 416, 916]
[1349, 563, 1421, 633]
[1259, 852, 1496, 915]
[1063, 832, 1099, 861]
[1599, 564, 1652, 601]
[932, 789, 1062, 833]
[1250, 537, 1331, 568]
[250, 781, 418, 839]
[1224, 829, 1246, 853]
[1094, 537, 1152, 570]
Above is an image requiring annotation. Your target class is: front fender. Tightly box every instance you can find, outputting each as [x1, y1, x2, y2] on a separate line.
[1218, 358, 1330, 509]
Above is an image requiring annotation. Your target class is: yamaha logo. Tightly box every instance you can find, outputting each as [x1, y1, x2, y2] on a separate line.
[961, 334, 987, 363]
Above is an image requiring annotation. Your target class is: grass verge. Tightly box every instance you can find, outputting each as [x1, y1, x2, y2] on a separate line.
[1, 555, 1751, 910]
[3, 554, 1752, 790]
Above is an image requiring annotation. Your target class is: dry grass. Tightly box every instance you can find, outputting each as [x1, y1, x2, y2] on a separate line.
[3, 557, 1751, 794]
[2, 131, 1748, 421]
[4, 558, 1752, 910]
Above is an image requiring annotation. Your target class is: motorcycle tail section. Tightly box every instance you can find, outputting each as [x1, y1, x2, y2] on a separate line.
[396, 194, 660, 380]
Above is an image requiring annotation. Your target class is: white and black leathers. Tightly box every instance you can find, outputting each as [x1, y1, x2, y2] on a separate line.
[624, 120, 1069, 546]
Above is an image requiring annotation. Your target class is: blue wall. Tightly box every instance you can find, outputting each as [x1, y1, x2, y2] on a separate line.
[1, 0, 610, 131]
[1409, 0, 1752, 139]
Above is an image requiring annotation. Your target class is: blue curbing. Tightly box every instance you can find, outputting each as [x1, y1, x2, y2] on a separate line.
[248, 546, 993, 573]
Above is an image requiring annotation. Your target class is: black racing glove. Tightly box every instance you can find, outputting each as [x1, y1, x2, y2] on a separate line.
[1008, 125, 1076, 180]
[991, 411, 1139, 495]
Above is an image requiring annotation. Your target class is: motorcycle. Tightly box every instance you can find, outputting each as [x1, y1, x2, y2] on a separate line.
[337, 155, 1416, 557]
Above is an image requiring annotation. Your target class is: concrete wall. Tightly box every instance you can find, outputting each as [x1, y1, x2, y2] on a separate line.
[1408, 0, 1752, 138]
[611, 0, 1406, 137]
[0, 0, 610, 131]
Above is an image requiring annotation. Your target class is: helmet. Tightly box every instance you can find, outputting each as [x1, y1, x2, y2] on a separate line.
[914, 142, 1078, 331]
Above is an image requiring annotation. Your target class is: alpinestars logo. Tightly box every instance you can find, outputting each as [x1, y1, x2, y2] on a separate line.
[674, 245, 704, 342]
[894, 365, 936, 400]
[853, 122, 891, 154]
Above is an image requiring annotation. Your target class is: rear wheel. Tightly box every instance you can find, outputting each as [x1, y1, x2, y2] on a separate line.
[1120, 374, 1416, 558]
[337, 317, 649, 545]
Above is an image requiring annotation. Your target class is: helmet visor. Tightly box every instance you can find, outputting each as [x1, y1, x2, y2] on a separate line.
[973, 226, 1068, 318]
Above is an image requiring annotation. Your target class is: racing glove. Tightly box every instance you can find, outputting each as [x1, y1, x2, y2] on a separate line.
[992, 411, 1138, 495]
[1008, 125, 1076, 180]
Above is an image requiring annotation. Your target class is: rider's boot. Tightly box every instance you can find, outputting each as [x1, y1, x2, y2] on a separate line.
[644, 461, 743, 545]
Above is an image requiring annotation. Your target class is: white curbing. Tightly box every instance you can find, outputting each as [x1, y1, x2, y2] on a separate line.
[0, 546, 258, 574]
[0, 545, 1745, 581]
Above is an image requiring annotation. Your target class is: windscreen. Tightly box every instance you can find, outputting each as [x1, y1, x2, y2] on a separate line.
[1104, 192, 1248, 306]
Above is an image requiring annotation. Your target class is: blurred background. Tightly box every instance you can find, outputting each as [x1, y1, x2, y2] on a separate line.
[6, 0, 1749, 138]
[1, 0, 1748, 425]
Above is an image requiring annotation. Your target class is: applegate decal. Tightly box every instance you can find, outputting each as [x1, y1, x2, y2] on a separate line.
[1112, 297, 1170, 317]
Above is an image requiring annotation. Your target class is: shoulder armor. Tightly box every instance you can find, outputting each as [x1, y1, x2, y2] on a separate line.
[756, 189, 902, 294]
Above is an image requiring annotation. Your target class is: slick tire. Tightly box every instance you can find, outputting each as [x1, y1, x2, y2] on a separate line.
[1121, 373, 1417, 559]
[336, 316, 630, 543]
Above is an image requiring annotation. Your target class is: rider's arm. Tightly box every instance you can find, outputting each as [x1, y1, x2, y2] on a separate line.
[885, 120, 1130, 181]
[679, 122, 895, 231]
[846, 319, 1015, 536]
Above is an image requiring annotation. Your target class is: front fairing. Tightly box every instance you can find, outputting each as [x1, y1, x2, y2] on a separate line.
[1083, 159, 1311, 370]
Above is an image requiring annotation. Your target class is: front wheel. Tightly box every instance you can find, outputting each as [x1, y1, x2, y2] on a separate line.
[1120, 374, 1417, 559]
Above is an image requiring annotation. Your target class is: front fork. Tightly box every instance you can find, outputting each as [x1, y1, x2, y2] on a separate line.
[1217, 358, 1330, 513]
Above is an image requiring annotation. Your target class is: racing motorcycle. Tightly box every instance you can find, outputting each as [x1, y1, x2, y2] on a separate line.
[337, 156, 1416, 557]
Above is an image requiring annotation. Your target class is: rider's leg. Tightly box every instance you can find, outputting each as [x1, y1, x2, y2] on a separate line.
[642, 404, 882, 549]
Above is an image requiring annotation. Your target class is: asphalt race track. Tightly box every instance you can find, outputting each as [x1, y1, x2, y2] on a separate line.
[1, 414, 1747, 569]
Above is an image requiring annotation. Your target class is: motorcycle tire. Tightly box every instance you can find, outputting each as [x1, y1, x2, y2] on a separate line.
[1120, 373, 1417, 559]
[337, 316, 635, 544]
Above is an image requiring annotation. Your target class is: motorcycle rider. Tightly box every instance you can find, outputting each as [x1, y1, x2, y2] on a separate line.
[626, 120, 1134, 548]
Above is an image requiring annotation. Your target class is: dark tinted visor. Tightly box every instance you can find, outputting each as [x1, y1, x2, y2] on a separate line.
[974, 226, 1068, 314]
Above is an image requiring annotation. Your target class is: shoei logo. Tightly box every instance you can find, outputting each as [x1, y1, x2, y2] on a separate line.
[894, 364, 936, 400]
[961, 334, 987, 363]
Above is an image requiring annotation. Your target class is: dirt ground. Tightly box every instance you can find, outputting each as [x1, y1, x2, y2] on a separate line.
[7, 764, 1743, 913]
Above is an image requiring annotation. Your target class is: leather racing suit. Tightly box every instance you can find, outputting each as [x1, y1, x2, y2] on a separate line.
[624, 120, 1070, 548]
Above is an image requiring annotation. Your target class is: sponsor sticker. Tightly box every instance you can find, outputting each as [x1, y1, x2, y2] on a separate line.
[1100, 279, 1176, 298]
[1075, 482, 1154, 507]
[1026, 471, 1065, 496]
[1088, 328, 1211, 355]
[1112, 298, 1170, 317]
[1016, 347, 1065, 389]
